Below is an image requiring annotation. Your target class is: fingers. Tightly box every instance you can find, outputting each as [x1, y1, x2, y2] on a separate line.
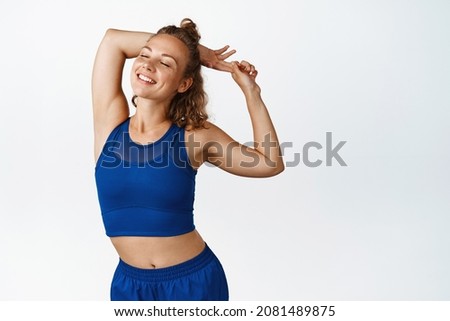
[213, 45, 236, 60]
[220, 49, 237, 60]
[217, 61, 234, 73]
[234, 60, 258, 77]
[213, 45, 230, 55]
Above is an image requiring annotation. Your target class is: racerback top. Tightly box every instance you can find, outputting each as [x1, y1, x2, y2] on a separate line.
[94, 117, 196, 237]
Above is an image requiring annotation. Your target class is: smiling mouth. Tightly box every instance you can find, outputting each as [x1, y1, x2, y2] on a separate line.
[138, 74, 156, 84]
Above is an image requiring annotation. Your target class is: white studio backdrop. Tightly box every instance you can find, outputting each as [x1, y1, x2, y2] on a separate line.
[0, 0, 449, 300]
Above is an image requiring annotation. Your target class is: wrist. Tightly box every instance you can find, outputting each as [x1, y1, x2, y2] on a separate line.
[242, 84, 262, 99]
[197, 44, 210, 67]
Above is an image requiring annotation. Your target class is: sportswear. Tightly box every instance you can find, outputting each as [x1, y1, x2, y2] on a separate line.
[95, 117, 196, 237]
[110, 244, 229, 301]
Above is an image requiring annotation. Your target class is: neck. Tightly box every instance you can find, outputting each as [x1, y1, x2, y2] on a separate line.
[132, 100, 171, 133]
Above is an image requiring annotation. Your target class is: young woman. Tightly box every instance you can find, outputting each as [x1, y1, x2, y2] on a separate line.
[92, 18, 284, 301]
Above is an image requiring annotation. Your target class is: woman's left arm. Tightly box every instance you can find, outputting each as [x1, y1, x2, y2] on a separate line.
[197, 61, 285, 178]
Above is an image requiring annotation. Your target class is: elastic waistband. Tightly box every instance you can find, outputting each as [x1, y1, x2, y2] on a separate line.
[117, 244, 214, 282]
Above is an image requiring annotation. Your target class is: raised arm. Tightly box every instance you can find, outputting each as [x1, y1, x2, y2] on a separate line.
[92, 29, 153, 161]
[191, 61, 285, 178]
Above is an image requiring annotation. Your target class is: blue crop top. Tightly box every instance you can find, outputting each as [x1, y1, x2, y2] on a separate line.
[94, 117, 196, 237]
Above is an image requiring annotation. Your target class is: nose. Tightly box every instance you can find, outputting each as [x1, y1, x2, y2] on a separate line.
[142, 59, 154, 72]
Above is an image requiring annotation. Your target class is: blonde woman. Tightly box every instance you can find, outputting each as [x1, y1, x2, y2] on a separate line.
[92, 19, 284, 301]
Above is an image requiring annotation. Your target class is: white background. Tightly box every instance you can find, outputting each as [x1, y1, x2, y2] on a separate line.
[1, 0, 449, 300]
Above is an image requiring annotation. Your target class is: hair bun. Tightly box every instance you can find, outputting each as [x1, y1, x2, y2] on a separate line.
[180, 18, 201, 44]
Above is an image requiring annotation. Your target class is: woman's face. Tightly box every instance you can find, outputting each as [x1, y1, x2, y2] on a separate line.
[131, 34, 192, 103]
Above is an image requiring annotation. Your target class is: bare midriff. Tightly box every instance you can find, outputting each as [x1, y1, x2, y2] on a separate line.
[110, 229, 206, 269]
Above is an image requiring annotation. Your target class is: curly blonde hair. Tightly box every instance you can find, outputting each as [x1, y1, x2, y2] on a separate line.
[132, 18, 208, 129]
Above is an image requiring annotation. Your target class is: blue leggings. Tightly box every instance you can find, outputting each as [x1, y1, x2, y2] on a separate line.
[110, 244, 229, 301]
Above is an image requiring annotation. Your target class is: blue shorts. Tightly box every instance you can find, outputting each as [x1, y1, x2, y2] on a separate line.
[110, 244, 229, 301]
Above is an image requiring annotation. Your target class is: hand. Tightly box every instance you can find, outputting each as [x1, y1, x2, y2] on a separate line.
[199, 45, 236, 72]
[231, 60, 260, 94]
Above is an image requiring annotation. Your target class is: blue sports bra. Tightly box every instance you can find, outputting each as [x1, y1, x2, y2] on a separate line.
[94, 117, 196, 237]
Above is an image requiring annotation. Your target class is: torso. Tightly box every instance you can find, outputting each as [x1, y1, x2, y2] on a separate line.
[110, 230, 206, 269]
[95, 116, 207, 269]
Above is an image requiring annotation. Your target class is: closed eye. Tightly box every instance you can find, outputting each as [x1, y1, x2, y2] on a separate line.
[160, 61, 170, 67]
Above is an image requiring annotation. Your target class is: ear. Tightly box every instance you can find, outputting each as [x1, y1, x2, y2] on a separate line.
[177, 77, 193, 93]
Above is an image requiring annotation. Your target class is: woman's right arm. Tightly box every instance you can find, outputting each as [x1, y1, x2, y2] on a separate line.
[92, 29, 153, 161]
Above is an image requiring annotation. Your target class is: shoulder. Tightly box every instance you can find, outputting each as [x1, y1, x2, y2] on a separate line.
[184, 121, 229, 145]
[182, 121, 234, 169]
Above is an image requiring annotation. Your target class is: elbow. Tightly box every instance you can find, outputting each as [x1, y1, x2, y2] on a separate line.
[274, 161, 285, 176]
[265, 160, 285, 177]
[103, 28, 122, 44]
[103, 28, 114, 39]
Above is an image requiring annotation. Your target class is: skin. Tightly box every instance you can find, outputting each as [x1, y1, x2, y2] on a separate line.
[92, 29, 284, 269]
